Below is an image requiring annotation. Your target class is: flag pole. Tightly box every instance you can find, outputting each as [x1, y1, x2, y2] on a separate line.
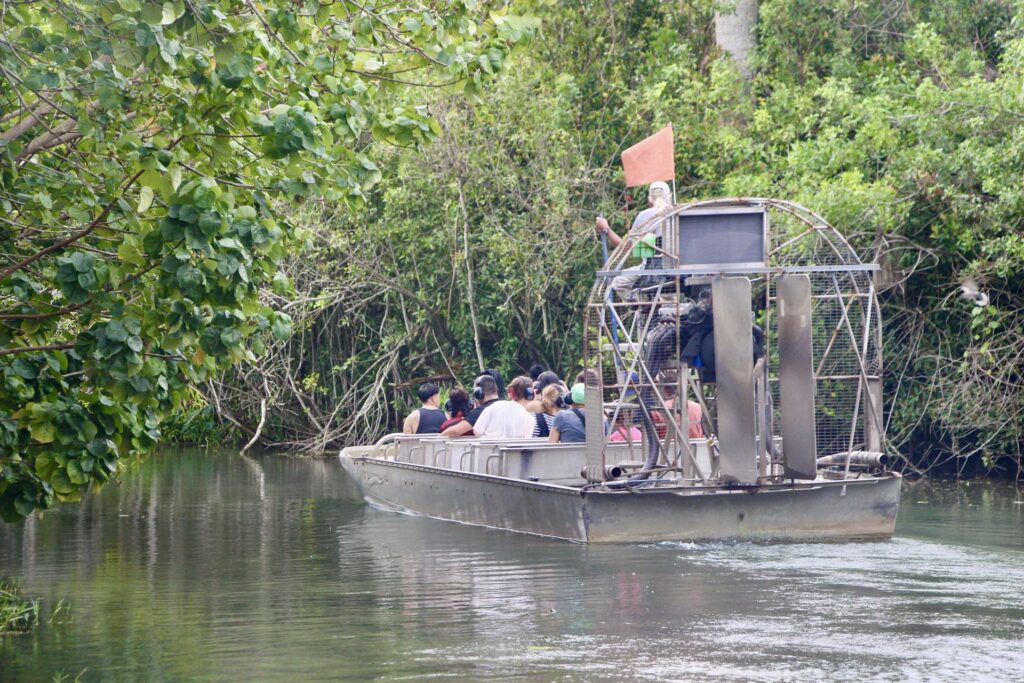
[596, 214, 622, 373]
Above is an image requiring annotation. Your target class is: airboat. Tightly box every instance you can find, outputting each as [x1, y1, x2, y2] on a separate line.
[339, 198, 902, 543]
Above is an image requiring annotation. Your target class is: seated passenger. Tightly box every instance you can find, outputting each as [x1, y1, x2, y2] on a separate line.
[550, 383, 587, 443]
[402, 382, 447, 434]
[528, 363, 545, 382]
[526, 370, 562, 413]
[483, 368, 506, 399]
[473, 376, 536, 439]
[531, 384, 565, 438]
[439, 388, 472, 433]
[441, 375, 502, 437]
[652, 370, 704, 439]
[609, 410, 642, 442]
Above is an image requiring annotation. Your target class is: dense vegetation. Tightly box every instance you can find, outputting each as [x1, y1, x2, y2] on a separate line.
[2, 1, 1022, 523]
[211, 0, 1023, 476]
[0, 0, 537, 520]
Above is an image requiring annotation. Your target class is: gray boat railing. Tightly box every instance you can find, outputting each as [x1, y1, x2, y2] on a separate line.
[432, 446, 446, 468]
[484, 454, 503, 476]
[354, 433, 714, 486]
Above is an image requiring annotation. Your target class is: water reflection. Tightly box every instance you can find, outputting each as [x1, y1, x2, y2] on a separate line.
[1, 449, 1022, 682]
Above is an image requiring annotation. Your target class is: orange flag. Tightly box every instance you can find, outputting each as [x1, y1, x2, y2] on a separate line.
[621, 125, 675, 187]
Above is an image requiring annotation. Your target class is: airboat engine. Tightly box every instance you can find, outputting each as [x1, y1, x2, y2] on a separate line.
[583, 199, 887, 489]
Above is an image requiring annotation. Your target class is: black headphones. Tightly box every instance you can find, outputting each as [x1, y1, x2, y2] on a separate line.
[472, 376, 486, 402]
[443, 398, 452, 413]
[555, 388, 576, 409]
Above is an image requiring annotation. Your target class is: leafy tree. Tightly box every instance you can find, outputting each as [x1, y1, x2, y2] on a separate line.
[204, 1, 725, 448]
[214, 0, 1024, 474]
[0, 0, 537, 520]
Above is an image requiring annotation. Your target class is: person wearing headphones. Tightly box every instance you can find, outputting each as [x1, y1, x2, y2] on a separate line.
[402, 382, 447, 434]
[531, 383, 565, 438]
[440, 374, 502, 437]
[549, 382, 587, 443]
[525, 370, 563, 413]
[473, 376, 536, 439]
[439, 388, 473, 433]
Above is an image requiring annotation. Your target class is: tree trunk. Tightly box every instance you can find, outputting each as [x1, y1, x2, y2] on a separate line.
[715, 0, 758, 78]
[457, 179, 486, 372]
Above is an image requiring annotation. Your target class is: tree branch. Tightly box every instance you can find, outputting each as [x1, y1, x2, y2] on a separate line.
[0, 302, 87, 320]
[0, 168, 144, 282]
[0, 342, 74, 357]
[0, 101, 55, 144]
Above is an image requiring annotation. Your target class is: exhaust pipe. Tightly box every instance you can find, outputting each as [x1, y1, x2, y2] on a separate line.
[583, 464, 625, 482]
[816, 451, 889, 468]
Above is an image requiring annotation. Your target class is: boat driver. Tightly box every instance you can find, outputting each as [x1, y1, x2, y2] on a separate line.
[594, 180, 672, 302]
[440, 374, 501, 437]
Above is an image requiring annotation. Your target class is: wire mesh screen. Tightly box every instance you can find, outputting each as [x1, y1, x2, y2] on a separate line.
[584, 198, 883, 482]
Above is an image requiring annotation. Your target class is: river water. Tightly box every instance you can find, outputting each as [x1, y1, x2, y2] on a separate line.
[1, 448, 1022, 682]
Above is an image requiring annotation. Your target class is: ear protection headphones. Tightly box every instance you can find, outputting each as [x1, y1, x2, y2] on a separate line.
[444, 399, 452, 413]
[472, 376, 486, 402]
[512, 378, 536, 401]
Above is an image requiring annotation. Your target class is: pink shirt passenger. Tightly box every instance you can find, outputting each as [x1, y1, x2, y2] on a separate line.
[609, 426, 643, 442]
[652, 399, 705, 439]
[686, 400, 704, 438]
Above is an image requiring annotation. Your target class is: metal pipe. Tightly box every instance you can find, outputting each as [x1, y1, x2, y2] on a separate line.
[582, 464, 625, 480]
[596, 264, 880, 278]
[631, 324, 679, 482]
[816, 451, 889, 468]
[369, 432, 405, 460]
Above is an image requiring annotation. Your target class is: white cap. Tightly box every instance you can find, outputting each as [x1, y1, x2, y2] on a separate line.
[648, 180, 671, 201]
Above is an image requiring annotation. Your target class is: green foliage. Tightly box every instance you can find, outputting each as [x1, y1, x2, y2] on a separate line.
[0, 578, 40, 634]
[746, 1, 1024, 469]
[159, 386, 233, 444]
[305, 1, 722, 378]
[0, 1, 536, 520]
[249, 0, 1023, 472]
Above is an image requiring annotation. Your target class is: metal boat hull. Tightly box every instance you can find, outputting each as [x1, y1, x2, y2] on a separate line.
[340, 455, 902, 544]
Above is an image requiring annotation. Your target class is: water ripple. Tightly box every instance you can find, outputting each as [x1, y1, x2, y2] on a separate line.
[1, 451, 1021, 682]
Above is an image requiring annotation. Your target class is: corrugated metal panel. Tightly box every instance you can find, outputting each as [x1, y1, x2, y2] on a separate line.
[712, 276, 758, 484]
[778, 274, 817, 479]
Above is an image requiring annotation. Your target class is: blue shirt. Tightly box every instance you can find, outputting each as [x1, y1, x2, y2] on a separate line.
[552, 409, 586, 443]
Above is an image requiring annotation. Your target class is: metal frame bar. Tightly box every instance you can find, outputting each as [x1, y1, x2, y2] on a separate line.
[582, 197, 887, 492]
[596, 264, 880, 278]
[595, 282, 709, 484]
